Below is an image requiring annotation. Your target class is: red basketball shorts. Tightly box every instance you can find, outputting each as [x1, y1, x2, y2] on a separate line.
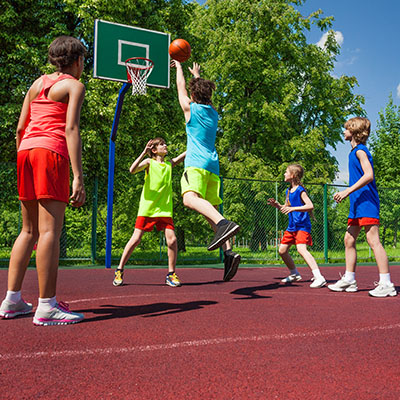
[281, 230, 313, 246]
[17, 148, 69, 203]
[347, 217, 380, 227]
[135, 216, 175, 232]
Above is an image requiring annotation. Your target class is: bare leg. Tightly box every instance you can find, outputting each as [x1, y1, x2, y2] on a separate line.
[164, 228, 177, 273]
[278, 244, 296, 272]
[365, 225, 389, 274]
[296, 244, 319, 271]
[344, 225, 361, 273]
[7, 200, 39, 291]
[117, 229, 145, 270]
[36, 200, 66, 299]
[183, 191, 224, 225]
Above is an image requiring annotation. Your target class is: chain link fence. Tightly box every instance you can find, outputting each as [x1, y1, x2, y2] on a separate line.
[1, 165, 399, 266]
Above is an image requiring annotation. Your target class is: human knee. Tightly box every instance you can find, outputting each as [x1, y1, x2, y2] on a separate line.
[278, 246, 288, 257]
[344, 233, 356, 248]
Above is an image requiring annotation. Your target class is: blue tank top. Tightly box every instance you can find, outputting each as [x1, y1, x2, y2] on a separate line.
[184, 102, 219, 175]
[286, 186, 312, 233]
[348, 143, 380, 219]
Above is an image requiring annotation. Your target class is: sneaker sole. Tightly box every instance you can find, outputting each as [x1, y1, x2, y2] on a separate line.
[207, 225, 241, 251]
[223, 254, 241, 282]
[281, 277, 302, 284]
[0, 309, 32, 319]
[310, 280, 327, 288]
[328, 286, 358, 292]
[369, 291, 397, 298]
[33, 317, 84, 326]
[166, 282, 182, 287]
[113, 281, 123, 287]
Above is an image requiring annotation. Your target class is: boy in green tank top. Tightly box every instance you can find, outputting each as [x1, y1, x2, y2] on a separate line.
[113, 138, 186, 287]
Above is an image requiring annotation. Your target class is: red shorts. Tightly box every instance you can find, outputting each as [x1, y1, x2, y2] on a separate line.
[135, 216, 174, 232]
[348, 217, 380, 227]
[281, 230, 313, 246]
[17, 148, 69, 203]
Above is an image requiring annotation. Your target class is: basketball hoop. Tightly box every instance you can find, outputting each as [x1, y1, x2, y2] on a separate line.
[125, 57, 154, 95]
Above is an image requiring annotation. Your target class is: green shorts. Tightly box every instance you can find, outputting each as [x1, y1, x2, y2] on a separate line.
[181, 167, 222, 206]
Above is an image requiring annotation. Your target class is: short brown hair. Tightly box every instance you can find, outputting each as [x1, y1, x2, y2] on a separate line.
[189, 78, 215, 105]
[147, 137, 166, 158]
[344, 117, 371, 144]
[48, 36, 87, 70]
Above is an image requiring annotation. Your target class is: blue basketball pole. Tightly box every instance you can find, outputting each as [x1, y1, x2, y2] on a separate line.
[105, 82, 131, 268]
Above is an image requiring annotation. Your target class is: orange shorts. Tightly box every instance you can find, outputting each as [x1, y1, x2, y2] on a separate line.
[135, 216, 174, 232]
[348, 217, 380, 227]
[17, 148, 69, 203]
[281, 230, 313, 246]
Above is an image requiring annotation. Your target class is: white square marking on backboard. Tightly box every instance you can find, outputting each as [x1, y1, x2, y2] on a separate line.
[118, 40, 149, 66]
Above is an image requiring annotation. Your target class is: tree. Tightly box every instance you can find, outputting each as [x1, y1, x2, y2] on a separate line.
[370, 95, 400, 247]
[189, 0, 364, 181]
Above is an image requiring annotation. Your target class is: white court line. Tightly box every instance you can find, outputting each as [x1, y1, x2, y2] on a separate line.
[1, 323, 399, 361]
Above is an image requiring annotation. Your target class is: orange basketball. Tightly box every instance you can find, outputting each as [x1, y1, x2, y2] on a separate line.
[169, 39, 191, 63]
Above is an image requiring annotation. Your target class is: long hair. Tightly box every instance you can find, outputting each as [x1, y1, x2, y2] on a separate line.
[189, 78, 215, 105]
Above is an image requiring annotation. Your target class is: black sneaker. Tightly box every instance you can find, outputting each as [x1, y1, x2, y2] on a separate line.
[207, 220, 240, 251]
[223, 251, 241, 282]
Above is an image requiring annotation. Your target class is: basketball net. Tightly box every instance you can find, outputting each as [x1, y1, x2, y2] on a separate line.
[125, 57, 154, 95]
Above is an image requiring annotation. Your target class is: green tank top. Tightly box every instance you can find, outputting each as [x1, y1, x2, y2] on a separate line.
[137, 159, 173, 217]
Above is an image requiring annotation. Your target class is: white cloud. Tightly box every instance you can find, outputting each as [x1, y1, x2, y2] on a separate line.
[317, 31, 344, 49]
[397, 83, 400, 98]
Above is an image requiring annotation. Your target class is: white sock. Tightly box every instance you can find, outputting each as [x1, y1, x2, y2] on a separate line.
[379, 273, 391, 285]
[5, 290, 21, 303]
[312, 269, 323, 279]
[37, 296, 57, 312]
[289, 268, 299, 276]
[344, 271, 356, 282]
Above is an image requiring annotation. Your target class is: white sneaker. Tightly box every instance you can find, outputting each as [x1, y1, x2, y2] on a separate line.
[328, 276, 358, 292]
[33, 301, 84, 326]
[0, 298, 33, 319]
[369, 282, 397, 298]
[281, 274, 302, 283]
[310, 276, 327, 288]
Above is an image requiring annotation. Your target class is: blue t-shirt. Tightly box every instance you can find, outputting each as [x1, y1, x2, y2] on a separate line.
[185, 102, 219, 175]
[348, 143, 380, 219]
[286, 186, 312, 233]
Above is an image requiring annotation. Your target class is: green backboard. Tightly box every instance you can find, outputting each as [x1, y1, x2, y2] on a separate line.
[93, 19, 170, 88]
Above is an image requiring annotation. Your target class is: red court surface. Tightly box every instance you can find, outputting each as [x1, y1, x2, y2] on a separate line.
[1, 265, 399, 399]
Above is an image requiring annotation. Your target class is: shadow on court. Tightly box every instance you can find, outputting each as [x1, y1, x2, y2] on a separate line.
[78, 300, 218, 323]
[230, 282, 279, 299]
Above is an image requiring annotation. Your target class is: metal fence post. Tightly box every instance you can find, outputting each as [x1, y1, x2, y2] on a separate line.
[91, 175, 98, 264]
[275, 181, 278, 260]
[323, 183, 328, 263]
[219, 176, 224, 263]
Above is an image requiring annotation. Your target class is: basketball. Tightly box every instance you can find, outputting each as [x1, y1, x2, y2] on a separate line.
[169, 39, 191, 62]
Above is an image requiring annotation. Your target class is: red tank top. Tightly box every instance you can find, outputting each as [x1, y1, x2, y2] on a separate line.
[18, 74, 77, 159]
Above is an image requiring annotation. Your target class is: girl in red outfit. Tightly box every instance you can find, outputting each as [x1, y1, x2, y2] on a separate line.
[0, 36, 87, 325]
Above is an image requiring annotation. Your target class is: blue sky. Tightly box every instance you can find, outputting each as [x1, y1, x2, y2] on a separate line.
[194, 0, 400, 183]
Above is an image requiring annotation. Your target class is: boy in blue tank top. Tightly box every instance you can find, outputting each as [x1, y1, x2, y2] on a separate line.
[328, 117, 396, 297]
[172, 60, 240, 281]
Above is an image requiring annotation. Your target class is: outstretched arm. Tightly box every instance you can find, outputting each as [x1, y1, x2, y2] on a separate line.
[333, 150, 374, 203]
[129, 140, 153, 174]
[171, 151, 186, 167]
[172, 60, 191, 122]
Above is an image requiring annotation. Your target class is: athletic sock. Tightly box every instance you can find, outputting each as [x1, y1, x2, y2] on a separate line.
[379, 273, 391, 285]
[290, 268, 299, 276]
[344, 271, 356, 282]
[312, 268, 323, 279]
[5, 290, 21, 303]
[37, 296, 57, 312]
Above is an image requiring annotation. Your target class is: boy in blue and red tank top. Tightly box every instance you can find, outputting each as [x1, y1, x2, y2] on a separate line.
[328, 117, 397, 297]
